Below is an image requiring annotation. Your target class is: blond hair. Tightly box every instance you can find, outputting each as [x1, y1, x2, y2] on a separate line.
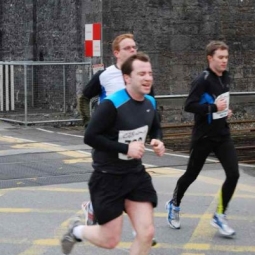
[112, 34, 134, 52]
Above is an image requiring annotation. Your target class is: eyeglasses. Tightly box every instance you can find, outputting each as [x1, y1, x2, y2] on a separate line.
[121, 45, 138, 51]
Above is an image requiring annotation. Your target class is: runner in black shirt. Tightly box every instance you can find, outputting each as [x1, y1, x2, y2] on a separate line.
[61, 52, 165, 255]
[165, 41, 240, 237]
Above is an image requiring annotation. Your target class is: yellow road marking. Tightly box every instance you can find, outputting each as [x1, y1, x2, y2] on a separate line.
[0, 208, 78, 213]
[12, 143, 59, 149]
[58, 150, 91, 158]
[1, 187, 89, 192]
[147, 167, 183, 176]
[0, 136, 28, 143]
[182, 254, 205, 255]
[18, 246, 46, 255]
[183, 189, 219, 249]
[1, 207, 254, 223]
[0, 238, 251, 253]
[63, 158, 92, 164]
[155, 172, 255, 195]
[184, 243, 211, 250]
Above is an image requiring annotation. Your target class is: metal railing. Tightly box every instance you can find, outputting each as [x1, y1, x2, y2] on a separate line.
[0, 61, 91, 125]
[155, 91, 255, 99]
[0, 60, 254, 126]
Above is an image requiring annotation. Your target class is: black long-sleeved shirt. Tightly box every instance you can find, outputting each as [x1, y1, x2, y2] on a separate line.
[185, 68, 231, 141]
[84, 89, 162, 174]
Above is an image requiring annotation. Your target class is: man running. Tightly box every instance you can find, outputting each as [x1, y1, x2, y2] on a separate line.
[61, 52, 165, 255]
[165, 41, 240, 237]
[79, 33, 154, 123]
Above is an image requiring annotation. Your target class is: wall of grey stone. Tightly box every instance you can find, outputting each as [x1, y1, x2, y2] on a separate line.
[0, 0, 83, 61]
[101, 0, 255, 121]
[1, 0, 34, 61]
[0, 0, 255, 120]
[0, 0, 88, 113]
[101, 0, 255, 93]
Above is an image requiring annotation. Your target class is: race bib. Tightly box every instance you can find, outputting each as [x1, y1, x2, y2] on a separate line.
[118, 125, 148, 160]
[213, 92, 230, 119]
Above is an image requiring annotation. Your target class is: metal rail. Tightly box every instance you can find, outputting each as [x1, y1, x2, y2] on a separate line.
[155, 91, 255, 99]
[0, 61, 91, 66]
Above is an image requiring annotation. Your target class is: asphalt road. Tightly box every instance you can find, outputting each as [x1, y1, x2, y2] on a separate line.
[0, 121, 255, 255]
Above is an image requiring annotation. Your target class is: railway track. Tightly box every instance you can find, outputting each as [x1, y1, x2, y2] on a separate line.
[162, 120, 255, 165]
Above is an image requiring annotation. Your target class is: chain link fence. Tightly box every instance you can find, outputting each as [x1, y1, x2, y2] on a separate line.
[0, 61, 91, 125]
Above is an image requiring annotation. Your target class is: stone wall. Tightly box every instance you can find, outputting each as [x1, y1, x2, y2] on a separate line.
[0, 0, 83, 61]
[101, 0, 255, 95]
[1, 0, 255, 120]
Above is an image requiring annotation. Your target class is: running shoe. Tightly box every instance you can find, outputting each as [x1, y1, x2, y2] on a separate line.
[61, 216, 82, 255]
[165, 200, 181, 229]
[151, 237, 157, 246]
[81, 201, 97, 225]
[210, 213, 235, 237]
[132, 230, 157, 246]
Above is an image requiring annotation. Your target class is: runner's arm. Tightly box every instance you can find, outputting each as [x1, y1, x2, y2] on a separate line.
[148, 110, 163, 140]
[82, 70, 104, 99]
[185, 77, 217, 115]
[84, 100, 129, 154]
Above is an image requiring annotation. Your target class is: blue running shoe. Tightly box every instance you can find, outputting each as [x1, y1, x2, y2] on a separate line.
[165, 200, 181, 229]
[210, 213, 235, 237]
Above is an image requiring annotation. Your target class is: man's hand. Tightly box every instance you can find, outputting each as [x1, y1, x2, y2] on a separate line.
[150, 139, 165, 157]
[127, 141, 145, 159]
[215, 98, 227, 111]
[227, 109, 233, 119]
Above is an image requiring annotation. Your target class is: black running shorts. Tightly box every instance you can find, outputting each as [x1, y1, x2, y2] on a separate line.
[88, 167, 158, 225]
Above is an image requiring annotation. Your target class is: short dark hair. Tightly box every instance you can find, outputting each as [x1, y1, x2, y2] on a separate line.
[121, 52, 150, 75]
[206, 41, 229, 56]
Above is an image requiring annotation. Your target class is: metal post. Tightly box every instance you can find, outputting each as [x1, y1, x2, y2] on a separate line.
[0, 65, 3, 111]
[5, 65, 9, 111]
[63, 65, 66, 113]
[10, 65, 14, 110]
[31, 65, 34, 107]
[24, 65, 28, 126]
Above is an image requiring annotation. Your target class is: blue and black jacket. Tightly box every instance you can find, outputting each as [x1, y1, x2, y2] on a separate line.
[185, 68, 231, 141]
[84, 89, 162, 174]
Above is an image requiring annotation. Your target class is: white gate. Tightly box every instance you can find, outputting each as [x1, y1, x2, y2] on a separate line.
[0, 64, 15, 111]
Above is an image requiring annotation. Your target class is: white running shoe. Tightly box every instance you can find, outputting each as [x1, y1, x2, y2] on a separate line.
[81, 201, 97, 225]
[165, 200, 181, 229]
[211, 213, 235, 237]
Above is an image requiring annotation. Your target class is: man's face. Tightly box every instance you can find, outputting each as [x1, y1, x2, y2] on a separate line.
[114, 38, 137, 66]
[124, 60, 153, 98]
[208, 49, 229, 76]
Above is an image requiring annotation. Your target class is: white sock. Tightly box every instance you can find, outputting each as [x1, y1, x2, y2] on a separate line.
[73, 225, 85, 240]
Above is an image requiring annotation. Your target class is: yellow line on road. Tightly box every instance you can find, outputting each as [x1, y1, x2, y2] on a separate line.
[182, 253, 205, 255]
[1, 208, 255, 223]
[181, 189, 219, 254]
[147, 167, 183, 174]
[0, 136, 29, 143]
[0, 238, 252, 253]
[18, 246, 46, 255]
[58, 150, 91, 158]
[12, 143, 59, 150]
[63, 158, 92, 163]
[3, 187, 89, 192]
[0, 208, 78, 213]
